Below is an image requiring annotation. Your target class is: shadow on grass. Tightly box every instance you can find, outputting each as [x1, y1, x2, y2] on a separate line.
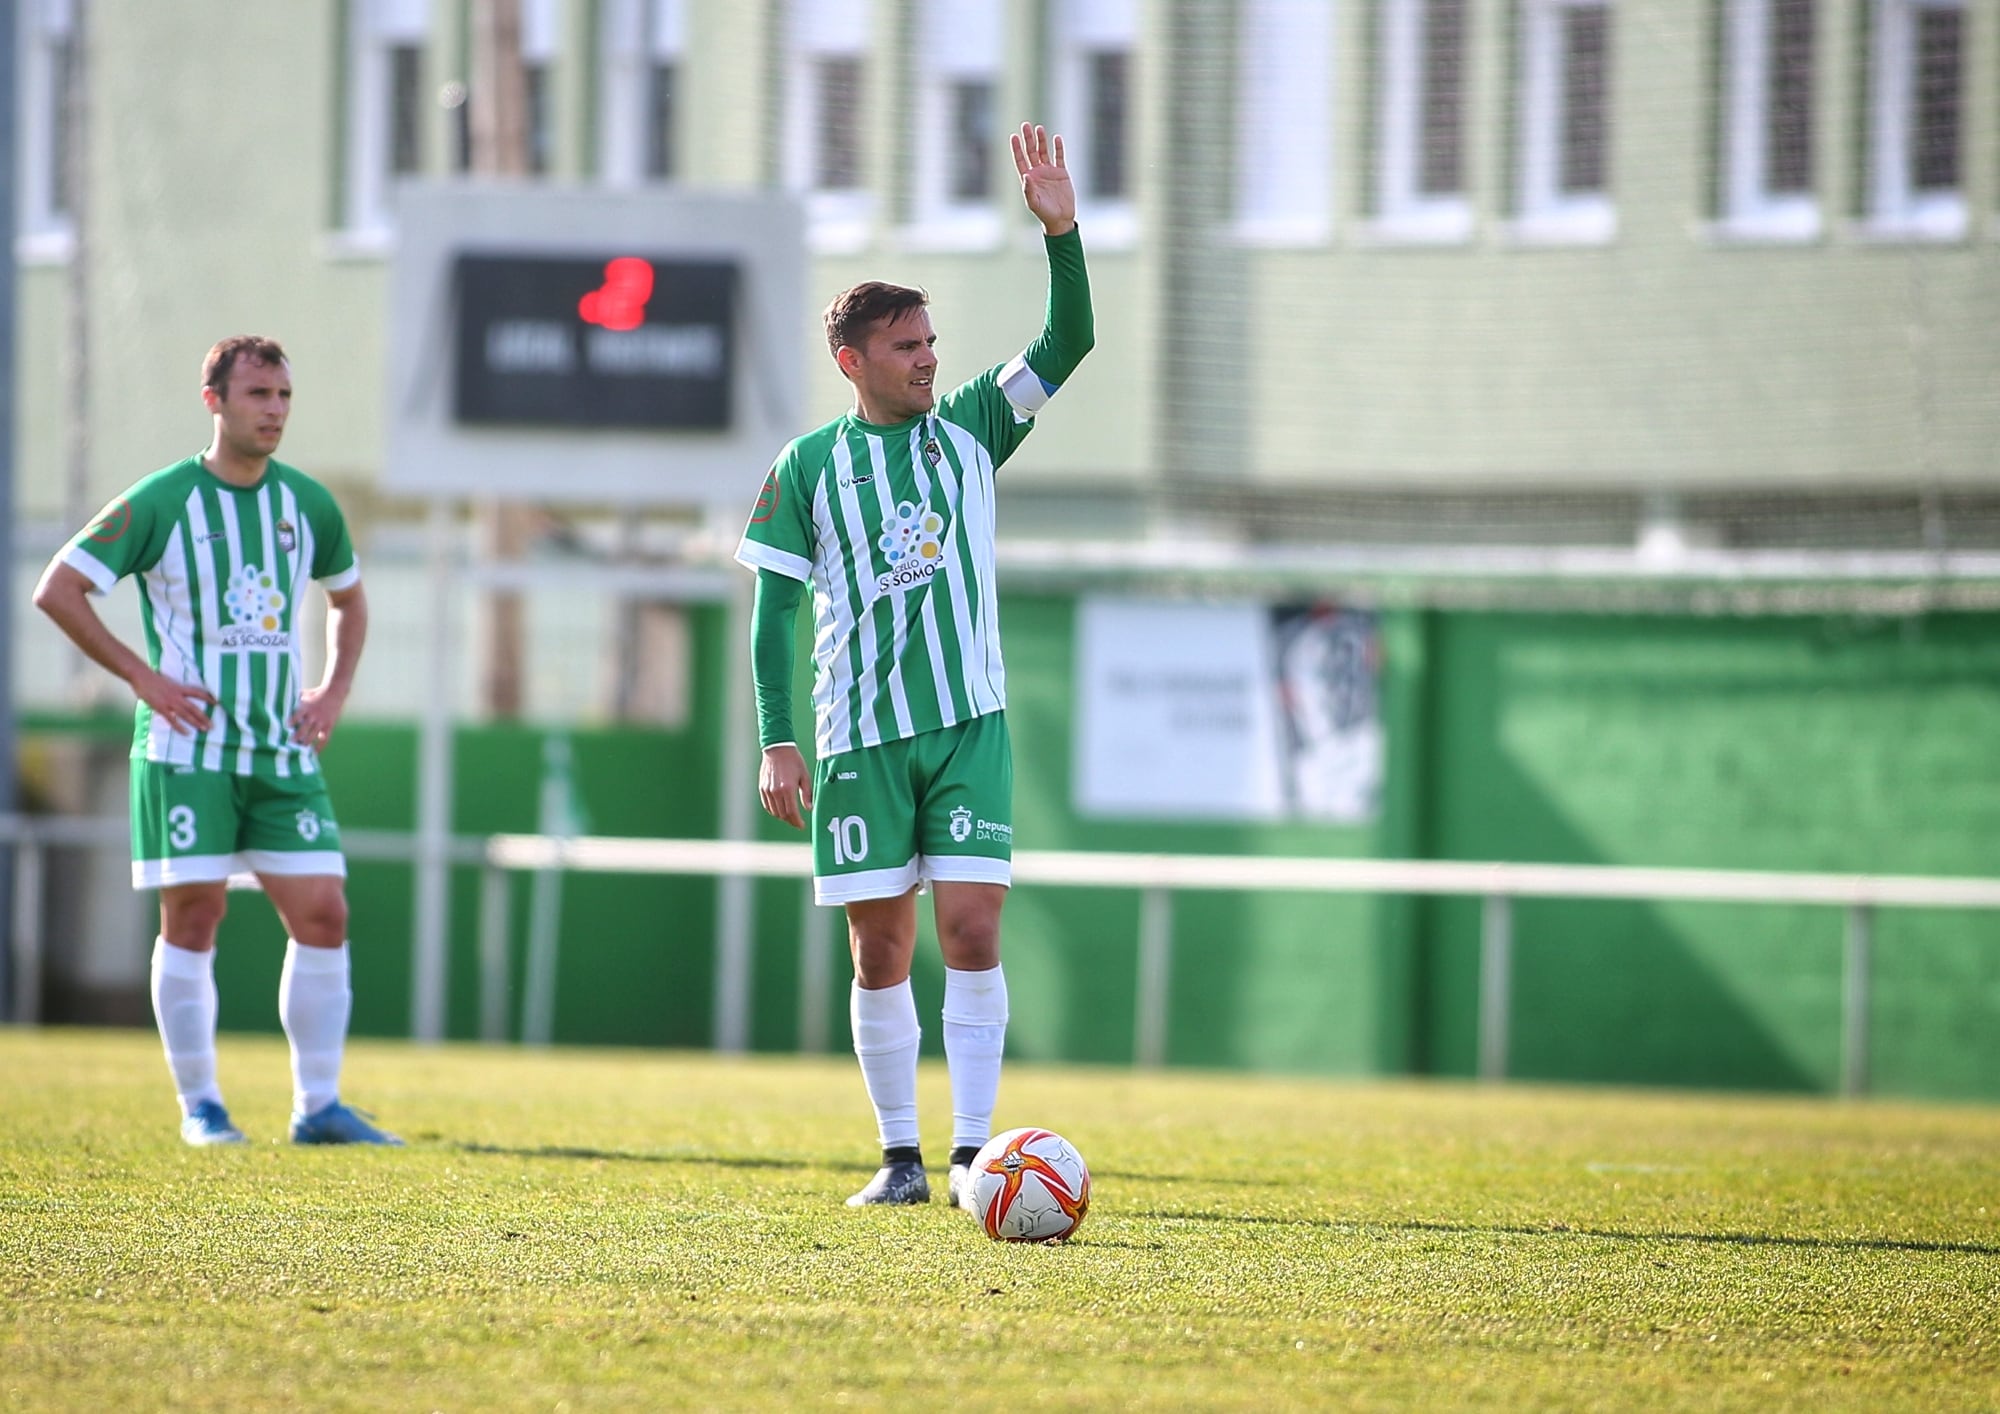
[1133, 1210, 2000, 1258]
[453, 1142, 834, 1170]
[451, 1142, 1274, 1189]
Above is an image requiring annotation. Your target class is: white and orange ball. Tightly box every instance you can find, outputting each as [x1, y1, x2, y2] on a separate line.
[966, 1127, 1091, 1243]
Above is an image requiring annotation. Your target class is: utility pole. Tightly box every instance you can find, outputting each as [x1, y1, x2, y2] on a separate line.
[469, 0, 531, 717]
[62, 0, 92, 700]
[1, 0, 23, 1016]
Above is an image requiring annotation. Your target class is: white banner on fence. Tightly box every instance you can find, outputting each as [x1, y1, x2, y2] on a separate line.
[1073, 598, 1383, 823]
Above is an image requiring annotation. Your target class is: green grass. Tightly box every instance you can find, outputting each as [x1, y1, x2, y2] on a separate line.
[2, 1030, 1997, 1412]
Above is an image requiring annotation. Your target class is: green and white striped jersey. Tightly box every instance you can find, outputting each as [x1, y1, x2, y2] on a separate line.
[60, 455, 359, 778]
[737, 361, 1056, 757]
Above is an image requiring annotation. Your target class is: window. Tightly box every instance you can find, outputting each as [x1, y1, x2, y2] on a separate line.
[596, 0, 684, 185]
[784, 0, 872, 251]
[1051, 0, 1138, 246]
[1231, 0, 1334, 245]
[341, 0, 428, 242]
[1717, 0, 1818, 239]
[906, 0, 1004, 248]
[1373, 0, 1471, 241]
[1514, 0, 1615, 243]
[1866, 0, 1964, 238]
[521, 0, 560, 177]
[17, 0, 76, 259]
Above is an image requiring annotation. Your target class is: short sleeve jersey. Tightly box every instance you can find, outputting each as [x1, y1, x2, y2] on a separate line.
[60, 455, 360, 778]
[736, 354, 1062, 757]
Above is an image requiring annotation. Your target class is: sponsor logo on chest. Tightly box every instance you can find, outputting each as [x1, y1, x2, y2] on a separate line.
[874, 501, 949, 596]
[220, 563, 292, 651]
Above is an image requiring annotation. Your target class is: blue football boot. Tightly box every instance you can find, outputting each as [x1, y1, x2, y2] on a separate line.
[289, 1100, 404, 1146]
[180, 1099, 248, 1147]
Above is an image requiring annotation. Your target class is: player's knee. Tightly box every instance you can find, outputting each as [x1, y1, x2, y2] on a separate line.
[162, 892, 229, 948]
[291, 890, 349, 948]
[848, 930, 914, 987]
[939, 912, 1002, 969]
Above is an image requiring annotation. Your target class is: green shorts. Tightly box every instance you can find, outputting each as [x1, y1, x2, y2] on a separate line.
[811, 711, 1014, 906]
[130, 759, 346, 890]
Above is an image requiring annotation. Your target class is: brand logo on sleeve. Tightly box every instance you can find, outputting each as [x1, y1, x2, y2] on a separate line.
[750, 472, 780, 523]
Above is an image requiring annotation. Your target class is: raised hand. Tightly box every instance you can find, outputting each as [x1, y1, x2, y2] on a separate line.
[1012, 122, 1076, 237]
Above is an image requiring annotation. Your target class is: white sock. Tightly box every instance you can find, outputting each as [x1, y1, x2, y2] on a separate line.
[279, 940, 351, 1118]
[850, 979, 921, 1152]
[150, 937, 222, 1117]
[943, 964, 1009, 1154]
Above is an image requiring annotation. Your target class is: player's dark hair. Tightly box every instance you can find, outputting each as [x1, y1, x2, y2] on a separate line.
[202, 335, 289, 397]
[823, 283, 929, 358]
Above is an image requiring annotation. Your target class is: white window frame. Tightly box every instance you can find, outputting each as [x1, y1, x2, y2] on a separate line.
[1050, 0, 1138, 249]
[1715, 0, 1820, 241]
[784, 0, 873, 254]
[1232, 0, 1335, 247]
[1371, 0, 1473, 243]
[16, 0, 76, 262]
[520, 0, 561, 177]
[901, 0, 1006, 251]
[1512, 0, 1616, 245]
[1864, 0, 1965, 241]
[338, 0, 429, 249]
[598, 0, 685, 187]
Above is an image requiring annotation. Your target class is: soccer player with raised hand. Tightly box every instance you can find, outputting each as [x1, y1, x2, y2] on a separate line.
[737, 123, 1092, 1207]
[34, 337, 400, 1148]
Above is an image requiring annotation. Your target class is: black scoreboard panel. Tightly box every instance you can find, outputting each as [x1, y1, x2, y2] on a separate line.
[453, 253, 738, 430]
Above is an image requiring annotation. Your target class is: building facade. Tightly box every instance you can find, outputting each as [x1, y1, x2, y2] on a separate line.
[12, 0, 1997, 541]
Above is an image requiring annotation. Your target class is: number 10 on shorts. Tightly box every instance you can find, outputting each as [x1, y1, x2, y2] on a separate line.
[826, 815, 869, 865]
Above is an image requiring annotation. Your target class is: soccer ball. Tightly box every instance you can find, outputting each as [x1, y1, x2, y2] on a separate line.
[966, 1127, 1091, 1243]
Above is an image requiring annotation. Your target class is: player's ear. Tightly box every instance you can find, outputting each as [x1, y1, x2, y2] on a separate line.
[200, 383, 223, 414]
[834, 344, 864, 381]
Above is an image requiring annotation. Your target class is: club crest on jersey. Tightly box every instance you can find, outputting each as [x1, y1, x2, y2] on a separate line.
[923, 438, 942, 468]
[949, 807, 973, 843]
[276, 518, 297, 554]
[295, 810, 322, 842]
[875, 502, 948, 595]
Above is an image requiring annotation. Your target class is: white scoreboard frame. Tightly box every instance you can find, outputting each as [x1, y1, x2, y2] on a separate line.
[384, 181, 805, 507]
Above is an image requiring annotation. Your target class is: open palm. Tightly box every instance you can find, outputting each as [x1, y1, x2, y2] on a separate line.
[1012, 123, 1076, 236]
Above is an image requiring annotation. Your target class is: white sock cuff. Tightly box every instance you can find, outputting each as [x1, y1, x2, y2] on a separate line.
[851, 980, 921, 1057]
[284, 939, 350, 975]
[153, 937, 214, 981]
[941, 964, 1008, 1027]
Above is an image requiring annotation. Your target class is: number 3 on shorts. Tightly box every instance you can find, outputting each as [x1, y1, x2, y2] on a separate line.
[167, 805, 198, 852]
[826, 815, 869, 865]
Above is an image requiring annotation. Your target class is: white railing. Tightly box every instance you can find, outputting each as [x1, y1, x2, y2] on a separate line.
[481, 833, 2000, 1096]
[10, 813, 2000, 1096]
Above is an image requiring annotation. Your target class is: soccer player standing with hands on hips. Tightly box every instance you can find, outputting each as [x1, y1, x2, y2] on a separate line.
[738, 123, 1093, 1208]
[34, 336, 400, 1147]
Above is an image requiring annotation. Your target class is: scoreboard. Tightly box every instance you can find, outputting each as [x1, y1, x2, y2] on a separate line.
[453, 253, 738, 430]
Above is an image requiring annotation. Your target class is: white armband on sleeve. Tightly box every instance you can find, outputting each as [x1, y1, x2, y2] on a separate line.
[998, 353, 1060, 420]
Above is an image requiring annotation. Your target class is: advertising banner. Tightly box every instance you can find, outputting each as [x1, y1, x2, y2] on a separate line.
[1074, 598, 1383, 823]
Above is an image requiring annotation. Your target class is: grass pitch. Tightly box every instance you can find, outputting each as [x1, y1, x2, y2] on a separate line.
[2, 1029, 1997, 1412]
